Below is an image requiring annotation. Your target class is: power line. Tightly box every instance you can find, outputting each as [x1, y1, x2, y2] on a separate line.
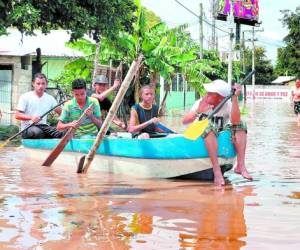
[257, 40, 285, 48]
[173, 0, 230, 35]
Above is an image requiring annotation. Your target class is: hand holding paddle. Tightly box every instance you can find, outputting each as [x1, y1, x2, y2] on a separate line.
[0, 99, 68, 149]
[42, 104, 93, 167]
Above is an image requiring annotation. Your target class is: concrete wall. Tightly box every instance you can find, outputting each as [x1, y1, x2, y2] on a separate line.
[41, 57, 69, 86]
[0, 55, 32, 125]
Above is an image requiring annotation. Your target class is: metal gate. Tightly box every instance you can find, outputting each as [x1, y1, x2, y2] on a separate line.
[0, 67, 13, 125]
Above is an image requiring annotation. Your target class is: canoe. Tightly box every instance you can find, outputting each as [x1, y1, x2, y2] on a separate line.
[22, 131, 236, 180]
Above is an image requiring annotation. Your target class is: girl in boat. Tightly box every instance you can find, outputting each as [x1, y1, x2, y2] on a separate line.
[128, 85, 164, 139]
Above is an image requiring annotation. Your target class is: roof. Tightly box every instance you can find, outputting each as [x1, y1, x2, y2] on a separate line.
[272, 76, 296, 84]
[0, 29, 84, 57]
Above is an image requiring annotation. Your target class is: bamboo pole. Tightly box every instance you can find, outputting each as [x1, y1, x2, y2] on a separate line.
[78, 55, 143, 174]
[92, 41, 100, 84]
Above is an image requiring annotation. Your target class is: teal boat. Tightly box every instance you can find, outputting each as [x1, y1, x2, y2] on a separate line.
[22, 131, 236, 180]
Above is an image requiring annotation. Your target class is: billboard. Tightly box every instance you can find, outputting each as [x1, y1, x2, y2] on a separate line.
[216, 0, 259, 25]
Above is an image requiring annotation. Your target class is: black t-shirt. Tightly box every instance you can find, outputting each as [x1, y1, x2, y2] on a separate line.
[99, 98, 112, 112]
[132, 103, 159, 133]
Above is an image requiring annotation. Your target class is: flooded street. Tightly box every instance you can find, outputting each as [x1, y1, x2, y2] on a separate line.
[1, 100, 300, 249]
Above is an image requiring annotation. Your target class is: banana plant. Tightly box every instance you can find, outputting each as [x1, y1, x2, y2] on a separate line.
[56, 0, 233, 98]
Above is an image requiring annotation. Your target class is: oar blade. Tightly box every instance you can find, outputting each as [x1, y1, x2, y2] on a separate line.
[42, 129, 74, 167]
[156, 122, 176, 134]
[0, 139, 10, 149]
[76, 155, 86, 173]
[183, 119, 209, 140]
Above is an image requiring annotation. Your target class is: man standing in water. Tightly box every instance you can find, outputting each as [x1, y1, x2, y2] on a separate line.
[15, 73, 63, 139]
[57, 79, 101, 137]
[291, 79, 300, 126]
[182, 80, 252, 186]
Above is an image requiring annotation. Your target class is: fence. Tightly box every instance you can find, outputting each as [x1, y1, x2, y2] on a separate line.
[0, 71, 12, 125]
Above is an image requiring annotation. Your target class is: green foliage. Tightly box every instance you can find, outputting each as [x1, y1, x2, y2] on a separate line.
[0, 125, 19, 141]
[143, 8, 161, 29]
[275, 6, 300, 78]
[55, 57, 93, 92]
[243, 46, 274, 84]
[55, 0, 232, 96]
[0, 0, 136, 41]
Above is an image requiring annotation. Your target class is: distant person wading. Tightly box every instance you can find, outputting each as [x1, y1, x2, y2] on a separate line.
[291, 79, 300, 126]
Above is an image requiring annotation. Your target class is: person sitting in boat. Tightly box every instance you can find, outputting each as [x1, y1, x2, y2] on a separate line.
[128, 85, 164, 139]
[182, 79, 253, 186]
[15, 73, 64, 139]
[57, 79, 102, 138]
[91, 75, 126, 130]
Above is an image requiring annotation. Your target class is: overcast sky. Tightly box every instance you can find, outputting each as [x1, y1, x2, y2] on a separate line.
[141, 0, 299, 63]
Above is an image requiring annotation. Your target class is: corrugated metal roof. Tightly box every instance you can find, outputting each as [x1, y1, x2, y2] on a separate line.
[272, 76, 296, 84]
[0, 29, 84, 57]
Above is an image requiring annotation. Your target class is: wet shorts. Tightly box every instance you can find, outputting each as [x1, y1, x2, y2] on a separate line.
[294, 101, 300, 114]
[202, 120, 247, 140]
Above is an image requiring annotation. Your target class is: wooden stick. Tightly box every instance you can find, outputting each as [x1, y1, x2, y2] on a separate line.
[78, 55, 143, 174]
[42, 104, 93, 167]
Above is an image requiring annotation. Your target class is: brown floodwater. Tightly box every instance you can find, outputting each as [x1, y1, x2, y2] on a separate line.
[0, 100, 300, 249]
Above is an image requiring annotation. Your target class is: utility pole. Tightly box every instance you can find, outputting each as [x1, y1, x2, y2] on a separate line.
[199, 3, 204, 59]
[241, 31, 246, 103]
[241, 32, 246, 73]
[251, 26, 255, 99]
[227, 0, 234, 85]
[211, 0, 216, 50]
[243, 27, 263, 100]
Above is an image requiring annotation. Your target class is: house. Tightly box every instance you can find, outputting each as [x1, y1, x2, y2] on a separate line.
[0, 29, 83, 125]
[271, 76, 296, 85]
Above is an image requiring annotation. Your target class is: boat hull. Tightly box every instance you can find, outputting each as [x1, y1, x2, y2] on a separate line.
[22, 131, 236, 159]
[23, 148, 234, 180]
[22, 131, 236, 180]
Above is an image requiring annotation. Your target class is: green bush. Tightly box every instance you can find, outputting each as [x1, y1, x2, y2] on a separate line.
[0, 125, 19, 140]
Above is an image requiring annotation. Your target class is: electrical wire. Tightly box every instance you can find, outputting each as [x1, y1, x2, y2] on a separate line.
[173, 0, 231, 35]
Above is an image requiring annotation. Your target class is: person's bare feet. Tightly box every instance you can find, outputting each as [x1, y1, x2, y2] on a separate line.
[214, 171, 225, 186]
[234, 167, 253, 180]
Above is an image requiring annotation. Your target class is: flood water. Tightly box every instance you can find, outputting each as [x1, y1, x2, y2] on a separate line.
[1, 100, 300, 249]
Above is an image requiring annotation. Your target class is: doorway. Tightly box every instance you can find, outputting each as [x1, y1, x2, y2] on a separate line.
[0, 65, 13, 125]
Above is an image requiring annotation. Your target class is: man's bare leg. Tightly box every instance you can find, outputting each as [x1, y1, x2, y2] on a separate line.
[204, 132, 225, 186]
[232, 130, 253, 180]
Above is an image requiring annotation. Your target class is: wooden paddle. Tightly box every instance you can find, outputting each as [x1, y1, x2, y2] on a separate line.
[183, 70, 256, 140]
[77, 55, 143, 174]
[0, 99, 67, 149]
[42, 104, 93, 167]
[156, 122, 176, 134]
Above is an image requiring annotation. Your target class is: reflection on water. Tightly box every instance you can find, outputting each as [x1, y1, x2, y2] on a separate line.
[0, 101, 300, 249]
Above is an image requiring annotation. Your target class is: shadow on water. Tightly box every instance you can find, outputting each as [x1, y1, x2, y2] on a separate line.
[0, 100, 300, 249]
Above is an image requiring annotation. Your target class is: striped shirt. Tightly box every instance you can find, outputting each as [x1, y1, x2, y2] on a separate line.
[60, 97, 101, 137]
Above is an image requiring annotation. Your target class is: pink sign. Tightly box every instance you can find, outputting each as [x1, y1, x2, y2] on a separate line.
[218, 0, 259, 21]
